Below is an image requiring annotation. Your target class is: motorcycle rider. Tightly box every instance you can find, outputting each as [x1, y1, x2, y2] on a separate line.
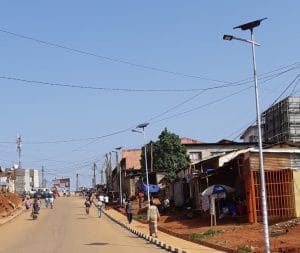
[32, 197, 41, 219]
[48, 190, 54, 209]
[44, 189, 50, 208]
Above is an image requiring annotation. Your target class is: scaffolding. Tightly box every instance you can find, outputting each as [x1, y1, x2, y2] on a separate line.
[262, 96, 300, 143]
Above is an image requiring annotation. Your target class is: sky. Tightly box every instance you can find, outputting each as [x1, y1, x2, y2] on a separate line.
[0, 1, 299, 189]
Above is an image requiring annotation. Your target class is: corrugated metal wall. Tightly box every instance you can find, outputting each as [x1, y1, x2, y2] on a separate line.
[250, 152, 291, 171]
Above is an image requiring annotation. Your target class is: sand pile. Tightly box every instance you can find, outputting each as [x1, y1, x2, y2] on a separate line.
[0, 193, 22, 217]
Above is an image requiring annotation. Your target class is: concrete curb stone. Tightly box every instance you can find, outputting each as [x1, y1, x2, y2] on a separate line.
[102, 209, 189, 253]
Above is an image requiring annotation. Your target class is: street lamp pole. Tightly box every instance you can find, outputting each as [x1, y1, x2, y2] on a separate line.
[223, 18, 270, 253]
[112, 146, 123, 207]
[132, 123, 150, 209]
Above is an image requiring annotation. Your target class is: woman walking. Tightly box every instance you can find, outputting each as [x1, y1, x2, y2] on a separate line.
[147, 200, 160, 238]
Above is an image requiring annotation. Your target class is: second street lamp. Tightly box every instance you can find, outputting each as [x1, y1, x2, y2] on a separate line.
[112, 146, 123, 207]
[132, 122, 150, 210]
[223, 18, 270, 253]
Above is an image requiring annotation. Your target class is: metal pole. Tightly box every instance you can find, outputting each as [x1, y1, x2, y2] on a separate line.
[143, 130, 151, 209]
[16, 134, 22, 169]
[76, 173, 79, 191]
[93, 163, 96, 188]
[116, 151, 123, 207]
[150, 142, 153, 172]
[250, 29, 270, 253]
[41, 166, 45, 188]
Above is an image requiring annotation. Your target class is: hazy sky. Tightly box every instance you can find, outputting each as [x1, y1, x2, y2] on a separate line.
[0, 1, 299, 189]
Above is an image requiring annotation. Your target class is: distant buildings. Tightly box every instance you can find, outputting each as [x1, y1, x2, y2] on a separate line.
[0, 167, 39, 194]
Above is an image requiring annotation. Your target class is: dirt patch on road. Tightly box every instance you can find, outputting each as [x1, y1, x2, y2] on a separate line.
[0, 193, 22, 217]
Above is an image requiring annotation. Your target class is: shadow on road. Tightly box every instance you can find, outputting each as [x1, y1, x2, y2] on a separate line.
[85, 242, 108, 246]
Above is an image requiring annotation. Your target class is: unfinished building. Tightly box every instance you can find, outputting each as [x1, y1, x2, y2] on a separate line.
[262, 96, 300, 143]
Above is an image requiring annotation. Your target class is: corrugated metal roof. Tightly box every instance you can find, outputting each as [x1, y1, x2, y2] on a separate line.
[218, 148, 300, 167]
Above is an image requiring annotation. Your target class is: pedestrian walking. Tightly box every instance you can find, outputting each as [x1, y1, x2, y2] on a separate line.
[84, 198, 91, 215]
[137, 191, 144, 209]
[24, 196, 31, 210]
[99, 194, 104, 202]
[96, 197, 103, 218]
[147, 200, 160, 238]
[104, 195, 109, 210]
[125, 199, 133, 224]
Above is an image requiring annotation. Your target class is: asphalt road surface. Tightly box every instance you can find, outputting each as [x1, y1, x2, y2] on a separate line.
[0, 197, 166, 253]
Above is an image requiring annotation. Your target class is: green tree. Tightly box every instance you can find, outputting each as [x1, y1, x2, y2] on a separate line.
[141, 128, 190, 182]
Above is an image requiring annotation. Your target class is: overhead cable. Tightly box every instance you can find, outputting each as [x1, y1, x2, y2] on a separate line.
[0, 28, 230, 83]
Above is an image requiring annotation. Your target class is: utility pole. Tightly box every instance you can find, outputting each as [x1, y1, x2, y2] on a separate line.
[16, 134, 22, 168]
[105, 153, 109, 190]
[109, 152, 112, 189]
[150, 142, 153, 172]
[41, 166, 45, 188]
[112, 147, 123, 207]
[100, 168, 104, 185]
[76, 173, 79, 191]
[93, 162, 96, 188]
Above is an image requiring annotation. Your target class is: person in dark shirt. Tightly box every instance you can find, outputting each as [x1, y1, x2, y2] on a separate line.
[84, 198, 91, 215]
[125, 199, 133, 224]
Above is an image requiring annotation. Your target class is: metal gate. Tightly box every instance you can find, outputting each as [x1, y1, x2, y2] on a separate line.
[253, 169, 295, 221]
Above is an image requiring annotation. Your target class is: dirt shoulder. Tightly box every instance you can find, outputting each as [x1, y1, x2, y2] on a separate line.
[118, 200, 300, 253]
[0, 192, 22, 218]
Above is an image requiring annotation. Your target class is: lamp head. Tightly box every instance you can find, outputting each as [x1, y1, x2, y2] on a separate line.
[223, 35, 233, 41]
[132, 129, 141, 133]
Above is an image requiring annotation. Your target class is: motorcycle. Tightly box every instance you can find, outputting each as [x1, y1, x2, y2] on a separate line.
[31, 209, 39, 220]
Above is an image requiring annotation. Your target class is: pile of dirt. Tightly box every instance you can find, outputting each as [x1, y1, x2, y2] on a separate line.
[0, 193, 22, 217]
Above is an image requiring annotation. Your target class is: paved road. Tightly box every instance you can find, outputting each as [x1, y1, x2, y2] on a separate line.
[0, 197, 165, 253]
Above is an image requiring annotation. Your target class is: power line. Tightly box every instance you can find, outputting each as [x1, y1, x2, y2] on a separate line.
[0, 63, 298, 94]
[0, 28, 230, 83]
[150, 68, 300, 125]
[0, 64, 298, 146]
[0, 75, 222, 93]
[227, 72, 300, 141]
[151, 86, 251, 125]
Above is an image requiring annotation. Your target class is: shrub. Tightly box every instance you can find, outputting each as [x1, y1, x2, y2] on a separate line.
[237, 245, 251, 252]
[190, 229, 223, 241]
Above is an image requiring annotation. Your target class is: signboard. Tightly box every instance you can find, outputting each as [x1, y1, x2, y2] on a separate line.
[52, 178, 70, 190]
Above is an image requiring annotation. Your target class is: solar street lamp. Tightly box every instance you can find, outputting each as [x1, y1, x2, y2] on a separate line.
[132, 123, 150, 209]
[223, 18, 270, 253]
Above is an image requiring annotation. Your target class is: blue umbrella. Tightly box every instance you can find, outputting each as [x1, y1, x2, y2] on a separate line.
[201, 184, 235, 196]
